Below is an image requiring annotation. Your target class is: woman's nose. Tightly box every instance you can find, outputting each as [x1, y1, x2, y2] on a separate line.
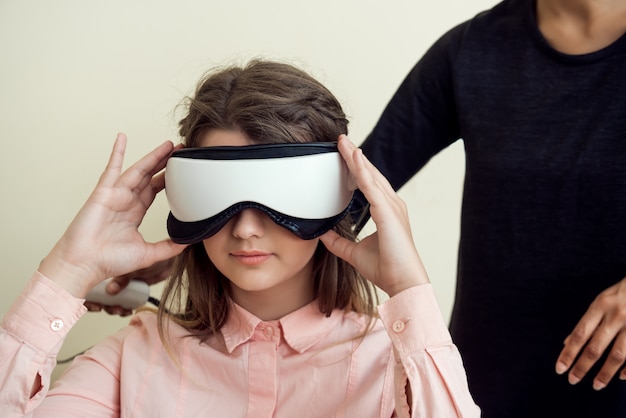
[230, 208, 266, 239]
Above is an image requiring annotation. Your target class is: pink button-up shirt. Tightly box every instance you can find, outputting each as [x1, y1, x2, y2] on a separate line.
[0, 272, 480, 417]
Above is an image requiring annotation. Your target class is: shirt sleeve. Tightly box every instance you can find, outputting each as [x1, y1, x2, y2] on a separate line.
[378, 284, 481, 417]
[351, 24, 466, 234]
[0, 271, 87, 417]
[359, 23, 466, 193]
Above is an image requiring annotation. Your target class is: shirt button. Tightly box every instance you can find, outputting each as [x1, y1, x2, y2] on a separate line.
[264, 327, 274, 338]
[50, 319, 64, 332]
[392, 320, 406, 333]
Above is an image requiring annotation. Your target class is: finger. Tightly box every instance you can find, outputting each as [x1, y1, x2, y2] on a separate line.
[94, 133, 128, 188]
[338, 135, 395, 197]
[337, 136, 377, 191]
[556, 310, 604, 376]
[337, 136, 405, 222]
[106, 275, 131, 295]
[132, 171, 167, 213]
[138, 239, 187, 274]
[356, 147, 397, 199]
[566, 330, 614, 386]
[592, 332, 626, 390]
[337, 138, 388, 216]
[84, 301, 103, 312]
[556, 310, 607, 385]
[319, 229, 356, 265]
[150, 170, 166, 194]
[117, 140, 175, 193]
[103, 305, 132, 317]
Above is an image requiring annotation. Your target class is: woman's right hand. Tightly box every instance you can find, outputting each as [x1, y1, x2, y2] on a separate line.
[38, 133, 187, 298]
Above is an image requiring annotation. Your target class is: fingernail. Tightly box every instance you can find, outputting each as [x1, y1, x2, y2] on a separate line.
[593, 380, 606, 391]
[555, 362, 568, 375]
[568, 374, 581, 385]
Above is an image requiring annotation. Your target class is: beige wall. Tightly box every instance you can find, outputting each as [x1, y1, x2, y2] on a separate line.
[0, 0, 498, 380]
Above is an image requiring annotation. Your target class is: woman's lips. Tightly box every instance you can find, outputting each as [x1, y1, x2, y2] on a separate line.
[230, 250, 272, 265]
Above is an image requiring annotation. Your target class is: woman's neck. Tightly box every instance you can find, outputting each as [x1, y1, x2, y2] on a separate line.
[230, 269, 315, 321]
[536, 0, 626, 54]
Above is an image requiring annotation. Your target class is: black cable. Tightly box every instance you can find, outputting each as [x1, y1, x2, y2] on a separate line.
[57, 348, 90, 364]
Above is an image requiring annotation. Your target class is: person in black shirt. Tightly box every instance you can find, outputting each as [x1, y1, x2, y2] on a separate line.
[355, 0, 626, 416]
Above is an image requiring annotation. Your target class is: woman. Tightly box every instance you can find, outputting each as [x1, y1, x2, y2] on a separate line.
[0, 60, 479, 417]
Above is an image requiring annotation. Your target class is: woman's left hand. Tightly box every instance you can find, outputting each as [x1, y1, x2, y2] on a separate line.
[319, 135, 429, 297]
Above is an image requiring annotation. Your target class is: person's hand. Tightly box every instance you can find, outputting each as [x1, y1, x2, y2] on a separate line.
[38, 133, 187, 298]
[556, 277, 626, 390]
[320, 135, 429, 297]
[84, 257, 175, 316]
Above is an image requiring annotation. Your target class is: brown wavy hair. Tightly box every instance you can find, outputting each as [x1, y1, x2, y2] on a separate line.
[157, 59, 378, 348]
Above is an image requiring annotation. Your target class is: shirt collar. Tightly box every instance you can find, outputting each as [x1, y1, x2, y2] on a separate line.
[220, 300, 344, 354]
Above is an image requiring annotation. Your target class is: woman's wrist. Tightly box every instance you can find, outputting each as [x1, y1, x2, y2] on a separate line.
[383, 277, 429, 298]
[38, 249, 100, 298]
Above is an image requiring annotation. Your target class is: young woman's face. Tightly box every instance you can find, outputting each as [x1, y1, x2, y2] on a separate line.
[200, 130, 319, 317]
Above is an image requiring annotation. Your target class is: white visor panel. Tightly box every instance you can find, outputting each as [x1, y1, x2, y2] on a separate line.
[165, 152, 353, 222]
